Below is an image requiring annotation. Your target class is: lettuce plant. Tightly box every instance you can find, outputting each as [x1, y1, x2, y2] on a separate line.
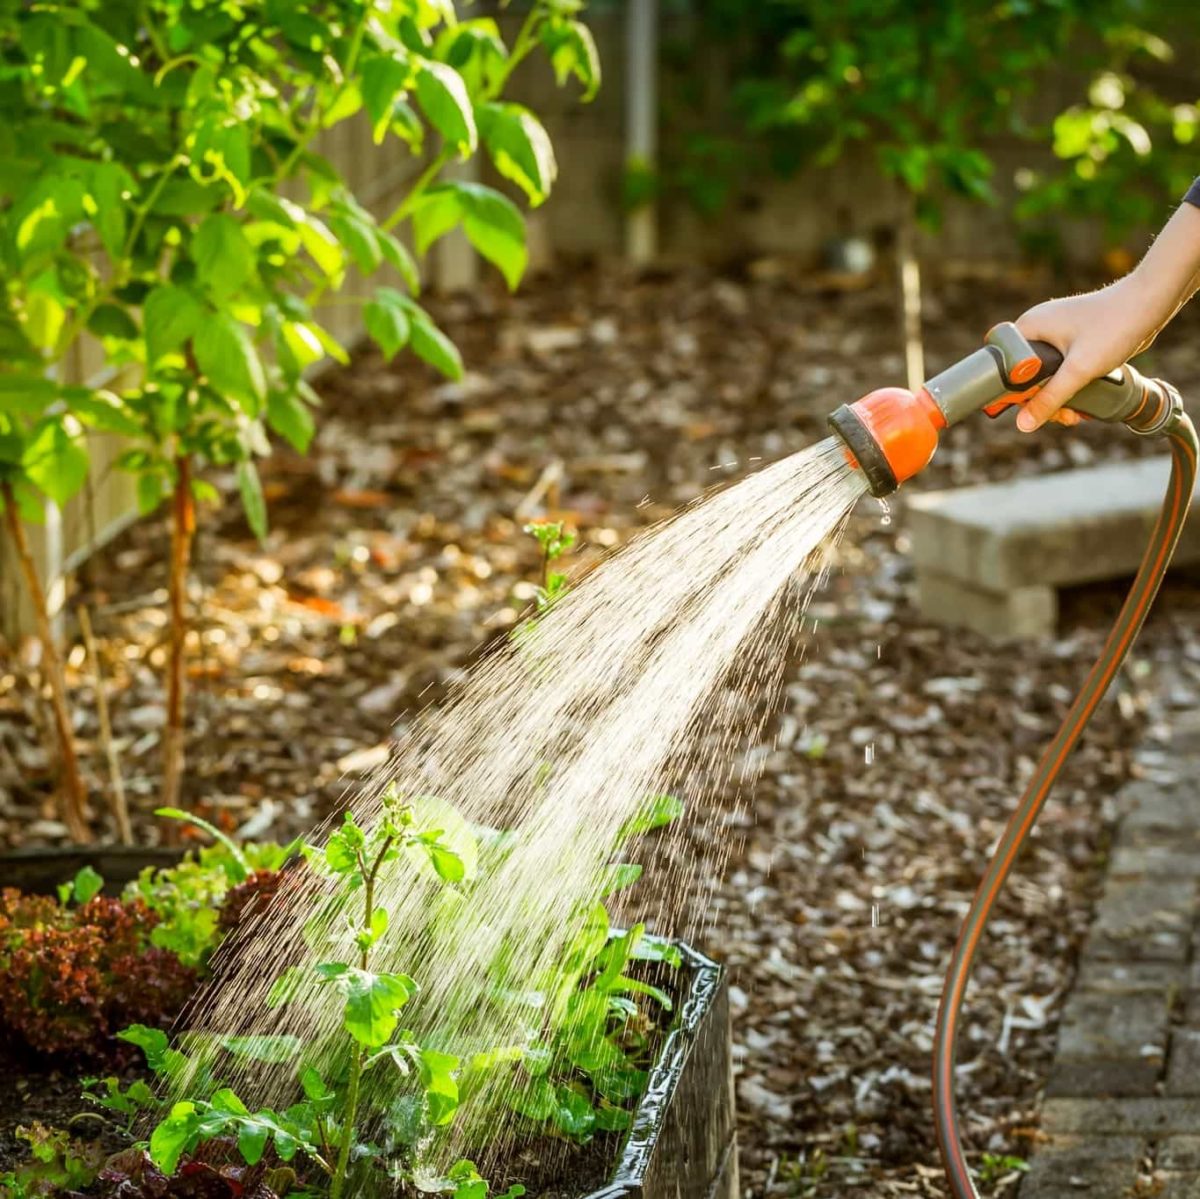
[0, 879, 195, 1058]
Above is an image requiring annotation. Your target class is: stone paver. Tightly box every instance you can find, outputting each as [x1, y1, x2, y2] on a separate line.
[1018, 726, 1200, 1197]
[906, 457, 1200, 639]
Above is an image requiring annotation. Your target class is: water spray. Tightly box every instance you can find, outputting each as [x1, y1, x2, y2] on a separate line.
[828, 323, 1198, 1199]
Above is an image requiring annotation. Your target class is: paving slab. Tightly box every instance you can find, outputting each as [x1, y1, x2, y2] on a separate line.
[1019, 723, 1200, 1199]
[1018, 1135, 1144, 1199]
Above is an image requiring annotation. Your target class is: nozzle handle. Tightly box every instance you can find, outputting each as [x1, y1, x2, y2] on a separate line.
[1028, 339, 1064, 378]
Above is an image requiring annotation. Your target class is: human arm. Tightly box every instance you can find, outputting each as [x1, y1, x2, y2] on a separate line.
[1013, 189, 1200, 431]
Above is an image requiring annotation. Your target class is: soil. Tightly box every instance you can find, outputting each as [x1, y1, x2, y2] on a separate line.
[4, 260, 1200, 1196]
[0, 1049, 148, 1168]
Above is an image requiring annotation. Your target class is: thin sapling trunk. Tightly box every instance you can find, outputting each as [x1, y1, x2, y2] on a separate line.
[1, 481, 90, 841]
[897, 189, 925, 392]
[161, 454, 195, 819]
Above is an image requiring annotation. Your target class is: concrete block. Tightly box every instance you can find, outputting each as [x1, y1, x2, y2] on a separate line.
[1045, 1059, 1159, 1098]
[1168, 1030, 1200, 1096]
[1110, 846, 1200, 878]
[1042, 1097, 1200, 1135]
[1057, 990, 1169, 1058]
[1161, 1137, 1200, 1171]
[907, 456, 1200, 638]
[1160, 1174, 1200, 1199]
[915, 569, 1056, 640]
[1018, 1135, 1144, 1199]
[1085, 876, 1195, 962]
[908, 457, 1200, 592]
[1074, 958, 1186, 992]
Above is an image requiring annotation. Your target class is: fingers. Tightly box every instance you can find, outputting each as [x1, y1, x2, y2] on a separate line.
[1015, 359, 1090, 432]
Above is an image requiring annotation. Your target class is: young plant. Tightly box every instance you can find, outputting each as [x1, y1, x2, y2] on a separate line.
[131, 789, 484, 1198]
[0, 1123, 104, 1199]
[0, 0, 599, 827]
[524, 519, 576, 614]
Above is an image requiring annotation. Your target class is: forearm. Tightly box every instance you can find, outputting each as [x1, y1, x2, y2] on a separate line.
[1127, 200, 1200, 336]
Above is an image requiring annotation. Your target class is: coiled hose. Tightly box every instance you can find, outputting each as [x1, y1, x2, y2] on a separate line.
[932, 412, 1199, 1199]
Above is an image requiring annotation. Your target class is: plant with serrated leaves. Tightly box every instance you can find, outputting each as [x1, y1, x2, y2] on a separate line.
[127, 788, 497, 1199]
[0, 0, 599, 833]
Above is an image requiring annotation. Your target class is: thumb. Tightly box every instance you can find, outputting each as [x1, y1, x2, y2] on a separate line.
[1016, 357, 1090, 432]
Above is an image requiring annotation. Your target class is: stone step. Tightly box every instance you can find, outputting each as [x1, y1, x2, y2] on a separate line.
[907, 456, 1200, 639]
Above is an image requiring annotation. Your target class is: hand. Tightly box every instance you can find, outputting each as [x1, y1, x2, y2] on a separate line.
[1013, 273, 1166, 432]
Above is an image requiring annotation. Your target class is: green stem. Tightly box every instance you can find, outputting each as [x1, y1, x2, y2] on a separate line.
[381, 149, 452, 231]
[330, 1048, 363, 1199]
[330, 835, 395, 1199]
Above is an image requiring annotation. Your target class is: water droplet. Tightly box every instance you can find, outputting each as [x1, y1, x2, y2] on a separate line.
[864, 742, 875, 765]
[871, 904, 880, 928]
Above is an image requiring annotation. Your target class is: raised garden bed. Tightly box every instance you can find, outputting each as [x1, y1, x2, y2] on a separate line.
[0, 934, 736, 1199]
[589, 940, 737, 1199]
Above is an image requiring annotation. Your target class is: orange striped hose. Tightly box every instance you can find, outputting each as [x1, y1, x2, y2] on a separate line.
[932, 414, 1198, 1198]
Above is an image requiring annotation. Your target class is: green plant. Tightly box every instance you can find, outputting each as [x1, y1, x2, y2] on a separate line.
[113, 778, 683, 1195]
[0, 0, 599, 832]
[122, 809, 298, 967]
[523, 518, 576, 613]
[1015, 19, 1200, 252]
[977, 1152, 1029, 1189]
[0, 1124, 104, 1199]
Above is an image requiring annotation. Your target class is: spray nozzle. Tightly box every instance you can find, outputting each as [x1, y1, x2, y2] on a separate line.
[828, 321, 1182, 498]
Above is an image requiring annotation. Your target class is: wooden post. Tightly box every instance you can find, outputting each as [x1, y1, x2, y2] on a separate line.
[625, 0, 658, 265]
[897, 190, 925, 391]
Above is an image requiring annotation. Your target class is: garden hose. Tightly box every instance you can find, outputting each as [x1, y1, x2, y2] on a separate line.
[827, 323, 1198, 1199]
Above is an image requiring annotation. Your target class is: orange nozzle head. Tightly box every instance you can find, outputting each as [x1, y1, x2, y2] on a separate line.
[827, 386, 945, 497]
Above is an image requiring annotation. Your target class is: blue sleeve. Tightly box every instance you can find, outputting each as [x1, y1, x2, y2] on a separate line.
[1186, 178, 1200, 208]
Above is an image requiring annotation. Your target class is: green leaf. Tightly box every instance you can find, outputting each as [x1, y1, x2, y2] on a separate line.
[143, 285, 205, 365]
[194, 314, 266, 413]
[599, 862, 642, 897]
[541, 19, 601, 101]
[238, 1121, 269, 1167]
[193, 213, 254, 301]
[455, 182, 527, 289]
[408, 305, 463, 379]
[87, 303, 138, 342]
[317, 966, 417, 1048]
[329, 206, 383, 275]
[478, 103, 558, 206]
[155, 808, 250, 881]
[364, 289, 412, 361]
[428, 844, 465, 884]
[379, 230, 421, 292]
[362, 54, 412, 143]
[237, 459, 267, 542]
[415, 60, 477, 154]
[267, 389, 316, 453]
[71, 865, 104, 905]
[149, 1101, 199, 1175]
[87, 161, 130, 257]
[117, 1025, 171, 1070]
[297, 214, 345, 281]
[619, 793, 684, 841]
[23, 419, 88, 507]
[419, 1048, 460, 1126]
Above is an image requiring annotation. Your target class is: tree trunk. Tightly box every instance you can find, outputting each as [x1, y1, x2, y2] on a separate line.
[1, 482, 90, 841]
[160, 455, 195, 823]
[897, 190, 925, 391]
